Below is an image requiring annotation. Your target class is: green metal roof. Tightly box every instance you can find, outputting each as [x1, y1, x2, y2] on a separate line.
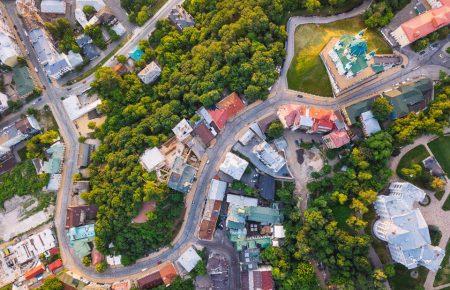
[334, 34, 369, 76]
[12, 66, 35, 96]
[246, 206, 282, 224]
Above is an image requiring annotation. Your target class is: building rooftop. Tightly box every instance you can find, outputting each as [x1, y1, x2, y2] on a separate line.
[41, 0, 66, 14]
[66, 205, 98, 228]
[168, 5, 195, 30]
[159, 263, 178, 285]
[219, 152, 249, 180]
[176, 246, 202, 273]
[246, 206, 282, 225]
[252, 141, 286, 173]
[192, 121, 216, 146]
[322, 129, 351, 149]
[137, 271, 163, 289]
[208, 178, 227, 201]
[172, 118, 193, 141]
[206, 92, 245, 130]
[226, 194, 258, 207]
[361, 110, 381, 136]
[62, 95, 102, 121]
[140, 147, 165, 172]
[257, 174, 275, 201]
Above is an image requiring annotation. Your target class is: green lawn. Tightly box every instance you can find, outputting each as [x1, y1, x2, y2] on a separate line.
[287, 16, 392, 97]
[396, 145, 433, 189]
[428, 136, 450, 176]
[434, 239, 450, 286]
[365, 207, 391, 264]
[389, 264, 428, 290]
[331, 203, 352, 231]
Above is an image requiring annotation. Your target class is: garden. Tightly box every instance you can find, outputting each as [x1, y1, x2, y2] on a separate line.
[286, 16, 391, 97]
[434, 240, 450, 287]
[396, 145, 432, 189]
[428, 136, 450, 176]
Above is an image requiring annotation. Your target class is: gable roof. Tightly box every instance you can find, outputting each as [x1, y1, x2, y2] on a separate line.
[48, 258, 63, 272]
[207, 92, 245, 130]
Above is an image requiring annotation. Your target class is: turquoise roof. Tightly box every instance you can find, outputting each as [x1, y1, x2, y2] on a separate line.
[129, 47, 143, 62]
[246, 206, 282, 224]
[349, 39, 368, 56]
[333, 33, 370, 76]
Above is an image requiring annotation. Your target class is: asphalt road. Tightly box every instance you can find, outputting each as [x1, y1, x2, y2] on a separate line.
[5, 0, 450, 284]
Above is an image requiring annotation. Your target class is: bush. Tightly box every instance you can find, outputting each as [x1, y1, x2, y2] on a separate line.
[82, 255, 91, 266]
[95, 261, 107, 272]
[266, 120, 284, 140]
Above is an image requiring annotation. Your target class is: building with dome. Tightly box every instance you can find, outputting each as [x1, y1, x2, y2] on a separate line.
[320, 30, 403, 96]
[373, 182, 445, 272]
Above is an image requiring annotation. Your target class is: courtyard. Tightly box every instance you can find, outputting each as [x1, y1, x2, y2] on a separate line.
[286, 16, 392, 97]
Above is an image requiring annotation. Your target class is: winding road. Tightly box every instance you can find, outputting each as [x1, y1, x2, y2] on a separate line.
[8, 0, 449, 285]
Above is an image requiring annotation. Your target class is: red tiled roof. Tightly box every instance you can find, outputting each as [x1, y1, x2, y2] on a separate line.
[132, 201, 156, 224]
[65, 205, 98, 228]
[323, 130, 350, 149]
[207, 92, 245, 130]
[253, 270, 274, 290]
[159, 263, 178, 285]
[48, 259, 63, 272]
[400, 3, 450, 43]
[24, 264, 45, 280]
[137, 271, 163, 289]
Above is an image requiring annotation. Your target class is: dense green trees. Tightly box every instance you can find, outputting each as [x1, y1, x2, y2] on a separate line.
[45, 19, 80, 53]
[26, 130, 59, 159]
[85, 25, 107, 50]
[37, 277, 63, 290]
[267, 120, 284, 139]
[371, 97, 393, 121]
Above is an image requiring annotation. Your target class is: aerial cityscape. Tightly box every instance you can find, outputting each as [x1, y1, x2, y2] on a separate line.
[0, 0, 449, 289]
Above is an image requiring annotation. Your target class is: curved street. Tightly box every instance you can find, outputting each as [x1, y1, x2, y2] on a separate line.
[15, 0, 449, 283]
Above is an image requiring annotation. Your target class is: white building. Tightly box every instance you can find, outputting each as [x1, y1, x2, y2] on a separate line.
[172, 118, 193, 141]
[0, 115, 41, 157]
[208, 179, 227, 201]
[0, 10, 20, 67]
[0, 92, 9, 113]
[138, 61, 161, 84]
[140, 147, 165, 172]
[252, 141, 286, 173]
[219, 152, 248, 180]
[361, 110, 381, 137]
[10, 228, 56, 264]
[111, 22, 126, 37]
[176, 246, 201, 273]
[40, 0, 66, 14]
[62, 95, 102, 121]
[64, 50, 84, 68]
[373, 182, 445, 272]
[75, 0, 105, 28]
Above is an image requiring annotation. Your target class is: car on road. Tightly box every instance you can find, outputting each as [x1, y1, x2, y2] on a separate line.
[419, 50, 426, 55]
[297, 94, 303, 98]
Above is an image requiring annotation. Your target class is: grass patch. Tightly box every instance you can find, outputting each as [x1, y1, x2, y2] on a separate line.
[443, 194, 450, 211]
[428, 136, 450, 176]
[434, 240, 450, 286]
[287, 16, 392, 97]
[396, 145, 433, 189]
[389, 264, 428, 290]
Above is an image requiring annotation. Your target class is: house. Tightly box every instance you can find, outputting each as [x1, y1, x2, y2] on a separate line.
[64, 51, 84, 68]
[199, 92, 245, 131]
[373, 182, 445, 271]
[0, 10, 20, 67]
[159, 263, 178, 286]
[67, 224, 95, 259]
[176, 246, 202, 273]
[246, 206, 282, 225]
[75, 0, 106, 28]
[40, 0, 66, 14]
[272, 225, 285, 247]
[24, 264, 45, 280]
[0, 92, 9, 113]
[167, 156, 197, 193]
[47, 258, 63, 273]
[0, 115, 41, 158]
[137, 271, 164, 289]
[322, 129, 351, 149]
[62, 95, 102, 121]
[140, 147, 165, 172]
[168, 5, 195, 30]
[111, 280, 131, 290]
[192, 121, 216, 147]
[112, 63, 128, 75]
[208, 178, 227, 201]
[391, 0, 450, 47]
[172, 119, 193, 141]
[138, 61, 161, 84]
[78, 143, 92, 168]
[257, 174, 275, 201]
[242, 266, 274, 290]
[76, 35, 100, 60]
[66, 205, 98, 228]
[10, 228, 56, 264]
[199, 199, 222, 240]
[219, 152, 249, 180]
[252, 141, 286, 173]
[361, 110, 381, 136]
[111, 22, 126, 37]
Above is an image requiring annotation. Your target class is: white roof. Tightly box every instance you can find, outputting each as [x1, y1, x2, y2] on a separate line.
[361, 110, 381, 136]
[62, 95, 102, 121]
[106, 255, 121, 266]
[140, 147, 165, 172]
[273, 225, 285, 239]
[238, 129, 255, 146]
[0, 92, 9, 112]
[64, 50, 84, 68]
[208, 179, 227, 201]
[41, 0, 66, 14]
[46, 174, 62, 191]
[373, 182, 445, 272]
[252, 141, 286, 172]
[138, 61, 161, 84]
[172, 118, 193, 141]
[219, 152, 248, 180]
[0, 16, 20, 66]
[11, 228, 56, 264]
[226, 194, 258, 207]
[111, 22, 126, 36]
[176, 246, 201, 273]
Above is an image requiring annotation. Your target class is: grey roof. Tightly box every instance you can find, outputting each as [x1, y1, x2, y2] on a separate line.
[422, 156, 445, 177]
[257, 174, 275, 201]
[82, 43, 100, 60]
[46, 58, 71, 77]
[76, 35, 93, 47]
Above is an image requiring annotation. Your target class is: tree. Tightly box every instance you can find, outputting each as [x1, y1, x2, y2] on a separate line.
[267, 120, 284, 139]
[384, 264, 395, 278]
[305, 0, 321, 12]
[400, 163, 422, 180]
[82, 255, 91, 266]
[38, 277, 63, 290]
[431, 177, 446, 191]
[95, 260, 107, 272]
[116, 55, 127, 64]
[26, 130, 59, 159]
[82, 5, 96, 19]
[136, 6, 150, 26]
[372, 97, 393, 121]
